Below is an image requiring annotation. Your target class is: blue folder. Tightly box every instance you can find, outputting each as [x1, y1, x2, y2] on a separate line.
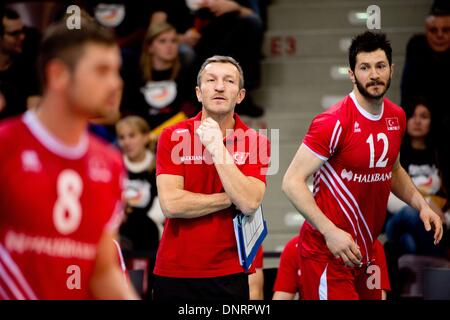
[233, 206, 268, 271]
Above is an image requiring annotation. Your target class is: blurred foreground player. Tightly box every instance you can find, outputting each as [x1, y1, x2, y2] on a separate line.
[0, 14, 138, 299]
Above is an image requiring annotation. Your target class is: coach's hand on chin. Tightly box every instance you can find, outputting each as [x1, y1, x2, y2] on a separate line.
[323, 226, 362, 268]
[196, 117, 226, 161]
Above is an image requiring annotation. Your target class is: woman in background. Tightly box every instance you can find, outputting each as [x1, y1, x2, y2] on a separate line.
[386, 98, 449, 257]
[116, 116, 161, 252]
[120, 22, 197, 130]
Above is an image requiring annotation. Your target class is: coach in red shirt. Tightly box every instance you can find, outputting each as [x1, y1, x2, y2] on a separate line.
[153, 55, 270, 301]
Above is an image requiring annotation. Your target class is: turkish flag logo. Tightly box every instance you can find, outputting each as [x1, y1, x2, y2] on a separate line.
[386, 117, 400, 131]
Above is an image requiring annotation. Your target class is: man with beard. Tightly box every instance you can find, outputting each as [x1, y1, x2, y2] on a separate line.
[282, 31, 443, 300]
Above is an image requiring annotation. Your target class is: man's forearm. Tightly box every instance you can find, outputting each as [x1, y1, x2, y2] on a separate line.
[213, 146, 264, 214]
[90, 266, 139, 300]
[282, 177, 335, 236]
[161, 190, 231, 219]
[90, 233, 139, 300]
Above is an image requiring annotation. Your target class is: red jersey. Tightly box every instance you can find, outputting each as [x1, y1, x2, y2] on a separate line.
[0, 112, 124, 300]
[275, 237, 390, 298]
[154, 112, 270, 278]
[273, 236, 301, 295]
[301, 92, 406, 263]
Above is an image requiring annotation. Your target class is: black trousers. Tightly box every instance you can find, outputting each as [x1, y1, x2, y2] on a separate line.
[152, 273, 249, 302]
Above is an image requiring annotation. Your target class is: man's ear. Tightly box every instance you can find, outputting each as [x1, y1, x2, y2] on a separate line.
[195, 86, 202, 103]
[390, 63, 395, 78]
[348, 68, 356, 84]
[236, 88, 246, 105]
[46, 59, 70, 91]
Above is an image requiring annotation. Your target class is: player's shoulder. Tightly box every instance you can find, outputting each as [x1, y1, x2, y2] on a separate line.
[0, 115, 26, 137]
[383, 97, 406, 117]
[313, 95, 352, 124]
[160, 116, 192, 139]
[0, 115, 28, 148]
[286, 235, 300, 249]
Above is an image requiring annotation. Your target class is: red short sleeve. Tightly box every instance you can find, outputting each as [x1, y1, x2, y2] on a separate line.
[238, 134, 270, 184]
[156, 128, 185, 177]
[303, 113, 342, 160]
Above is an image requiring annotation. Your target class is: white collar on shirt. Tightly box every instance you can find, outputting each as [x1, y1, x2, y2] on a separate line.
[349, 91, 384, 121]
[23, 111, 89, 159]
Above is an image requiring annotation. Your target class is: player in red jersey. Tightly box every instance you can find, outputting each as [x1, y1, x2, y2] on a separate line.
[272, 236, 390, 300]
[282, 31, 443, 300]
[272, 236, 302, 300]
[0, 14, 138, 299]
[153, 55, 270, 301]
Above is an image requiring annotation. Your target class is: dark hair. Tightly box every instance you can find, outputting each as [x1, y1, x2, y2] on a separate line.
[430, 0, 450, 16]
[0, 7, 21, 36]
[404, 96, 430, 119]
[197, 55, 244, 89]
[37, 12, 117, 89]
[348, 31, 392, 71]
[404, 96, 435, 148]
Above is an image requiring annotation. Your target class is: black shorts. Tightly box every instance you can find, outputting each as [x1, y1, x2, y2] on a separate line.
[152, 273, 249, 301]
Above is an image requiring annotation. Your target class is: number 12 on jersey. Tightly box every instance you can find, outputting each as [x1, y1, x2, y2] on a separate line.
[366, 133, 388, 168]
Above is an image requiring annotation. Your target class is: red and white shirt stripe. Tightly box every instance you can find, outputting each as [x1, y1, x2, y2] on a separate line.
[300, 92, 406, 262]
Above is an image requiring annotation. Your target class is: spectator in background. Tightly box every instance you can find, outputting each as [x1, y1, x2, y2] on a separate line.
[400, 0, 450, 195]
[272, 236, 391, 300]
[194, 0, 265, 117]
[0, 7, 40, 120]
[384, 99, 449, 298]
[121, 22, 197, 131]
[151, 0, 265, 118]
[150, 0, 198, 66]
[116, 116, 160, 253]
[84, 1, 158, 64]
[386, 99, 449, 258]
[150, 0, 269, 68]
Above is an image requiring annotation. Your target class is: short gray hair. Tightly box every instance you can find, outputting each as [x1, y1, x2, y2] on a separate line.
[196, 55, 244, 89]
